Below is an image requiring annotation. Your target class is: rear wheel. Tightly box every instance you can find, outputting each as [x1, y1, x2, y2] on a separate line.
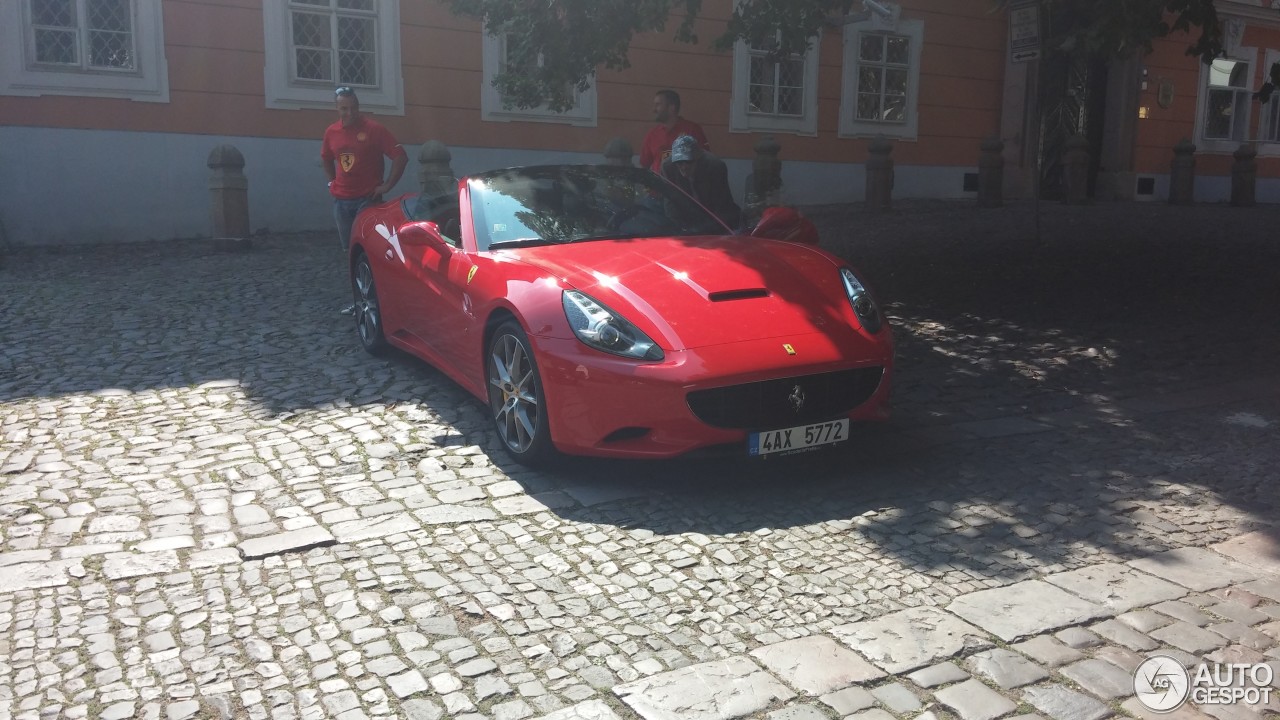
[352, 252, 388, 356]
[486, 321, 554, 465]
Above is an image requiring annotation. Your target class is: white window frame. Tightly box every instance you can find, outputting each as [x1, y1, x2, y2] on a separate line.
[263, 0, 403, 114]
[729, 33, 821, 136]
[1260, 49, 1280, 156]
[1, 0, 168, 102]
[1193, 47, 1256, 153]
[480, 32, 596, 126]
[839, 18, 923, 140]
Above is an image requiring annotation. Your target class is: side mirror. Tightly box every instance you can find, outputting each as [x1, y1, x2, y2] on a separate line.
[749, 206, 820, 246]
[398, 221, 449, 249]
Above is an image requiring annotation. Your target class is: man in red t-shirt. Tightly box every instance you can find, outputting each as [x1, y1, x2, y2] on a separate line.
[639, 89, 709, 174]
[322, 86, 407, 312]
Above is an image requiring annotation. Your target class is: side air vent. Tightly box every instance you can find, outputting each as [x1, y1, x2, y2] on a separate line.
[708, 289, 769, 302]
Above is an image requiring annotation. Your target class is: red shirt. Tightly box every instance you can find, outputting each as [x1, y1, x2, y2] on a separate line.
[639, 118, 709, 173]
[321, 116, 406, 200]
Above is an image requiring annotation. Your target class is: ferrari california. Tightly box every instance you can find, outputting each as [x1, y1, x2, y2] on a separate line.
[348, 164, 893, 464]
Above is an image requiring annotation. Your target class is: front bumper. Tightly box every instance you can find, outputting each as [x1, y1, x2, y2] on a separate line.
[531, 330, 894, 459]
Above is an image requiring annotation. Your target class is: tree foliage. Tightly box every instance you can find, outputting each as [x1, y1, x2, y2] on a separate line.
[445, 0, 1233, 111]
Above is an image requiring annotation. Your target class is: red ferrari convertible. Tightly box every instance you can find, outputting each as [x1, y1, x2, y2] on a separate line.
[348, 164, 893, 464]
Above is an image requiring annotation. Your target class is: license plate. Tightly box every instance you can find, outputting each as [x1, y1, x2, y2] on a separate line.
[748, 418, 849, 457]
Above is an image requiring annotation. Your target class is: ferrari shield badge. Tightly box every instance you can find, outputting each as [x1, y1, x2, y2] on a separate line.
[467, 266, 478, 285]
[339, 153, 356, 173]
[783, 343, 796, 355]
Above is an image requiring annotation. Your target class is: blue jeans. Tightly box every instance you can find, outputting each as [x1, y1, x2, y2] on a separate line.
[333, 197, 372, 254]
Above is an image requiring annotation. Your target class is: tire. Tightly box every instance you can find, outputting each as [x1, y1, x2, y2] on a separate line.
[486, 320, 554, 465]
[352, 252, 388, 356]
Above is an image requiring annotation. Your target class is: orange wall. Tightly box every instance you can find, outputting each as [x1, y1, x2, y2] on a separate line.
[1135, 22, 1280, 177]
[0, 0, 1006, 167]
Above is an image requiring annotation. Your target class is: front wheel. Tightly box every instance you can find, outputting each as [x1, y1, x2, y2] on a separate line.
[352, 252, 388, 356]
[486, 321, 554, 465]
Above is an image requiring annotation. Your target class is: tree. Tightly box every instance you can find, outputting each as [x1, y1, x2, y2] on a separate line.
[446, 0, 1233, 112]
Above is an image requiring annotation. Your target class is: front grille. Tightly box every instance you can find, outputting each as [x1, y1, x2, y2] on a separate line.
[687, 367, 884, 430]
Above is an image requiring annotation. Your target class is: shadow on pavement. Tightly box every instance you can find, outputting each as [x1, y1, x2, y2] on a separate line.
[2, 202, 1278, 589]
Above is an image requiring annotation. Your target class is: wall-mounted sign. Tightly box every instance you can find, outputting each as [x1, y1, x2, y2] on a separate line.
[1158, 78, 1175, 108]
[1010, 2, 1041, 63]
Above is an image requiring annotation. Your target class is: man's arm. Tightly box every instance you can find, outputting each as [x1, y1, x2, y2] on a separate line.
[375, 150, 408, 197]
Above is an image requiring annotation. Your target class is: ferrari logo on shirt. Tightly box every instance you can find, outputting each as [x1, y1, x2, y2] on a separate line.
[357, 132, 368, 142]
[783, 343, 796, 355]
[340, 153, 355, 173]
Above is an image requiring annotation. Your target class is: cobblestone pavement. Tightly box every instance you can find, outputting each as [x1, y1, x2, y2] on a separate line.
[1, 201, 1278, 720]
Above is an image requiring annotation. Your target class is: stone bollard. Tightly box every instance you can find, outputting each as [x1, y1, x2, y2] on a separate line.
[1062, 134, 1090, 204]
[603, 138, 634, 166]
[1169, 139, 1196, 206]
[752, 135, 782, 206]
[208, 144, 251, 251]
[1231, 142, 1257, 207]
[418, 140, 457, 196]
[978, 136, 1004, 208]
[865, 137, 894, 212]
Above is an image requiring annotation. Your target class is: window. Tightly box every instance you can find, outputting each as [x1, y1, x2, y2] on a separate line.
[263, 0, 403, 114]
[1, 0, 168, 101]
[1192, 49, 1254, 152]
[730, 35, 820, 135]
[30, 0, 134, 71]
[839, 19, 923, 139]
[481, 32, 596, 126]
[1202, 58, 1253, 141]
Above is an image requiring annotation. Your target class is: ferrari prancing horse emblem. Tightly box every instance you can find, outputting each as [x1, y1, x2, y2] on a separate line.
[340, 153, 355, 173]
[788, 385, 806, 413]
[783, 343, 796, 355]
[467, 266, 478, 284]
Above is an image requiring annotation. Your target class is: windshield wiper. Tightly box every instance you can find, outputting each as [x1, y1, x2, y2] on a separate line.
[567, 233, 639, 243]
[487, 237, 555, 249]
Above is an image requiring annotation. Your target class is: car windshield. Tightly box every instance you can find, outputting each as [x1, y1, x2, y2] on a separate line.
[467, 165, 729, 251]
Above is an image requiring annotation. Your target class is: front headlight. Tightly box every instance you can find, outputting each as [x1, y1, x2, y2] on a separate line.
[562, 290, 665, 361]
[840, 268, 883, 333]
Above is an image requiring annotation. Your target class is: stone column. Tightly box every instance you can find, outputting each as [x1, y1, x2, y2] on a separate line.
[751, 135, 782, 207]
[418, 140, 456, 196]
[1231, 142, 1257, 207]
[865, 137, 894, 212]
[603, 138, 634, 167]
[208, 145, 250, 250]
[978, 137, 1005, 208]
[1168, 139, 1196, 206]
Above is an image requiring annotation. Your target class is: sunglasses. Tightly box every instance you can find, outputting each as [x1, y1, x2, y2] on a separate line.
[334, 86, 355, 97]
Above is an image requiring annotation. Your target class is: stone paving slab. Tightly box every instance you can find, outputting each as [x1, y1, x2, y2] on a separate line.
[0, 558, 83, 593]
[749, 635, 886, 695]
[831, 607, 993, 674]
[1128, 548, 1260, 592]
[947, 580, 1111, 642]
[1043, 562, 1187, 613]
[613, 657, 796, 720]
[1211, 531, 1280, 576]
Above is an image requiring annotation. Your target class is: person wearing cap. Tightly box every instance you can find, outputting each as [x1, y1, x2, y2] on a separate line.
[322, 86, 408, 313]
[661, 134, 742, 231]
[639, 89, 709, 174]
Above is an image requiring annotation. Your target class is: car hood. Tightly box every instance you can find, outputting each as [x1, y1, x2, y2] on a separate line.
[509, 236, 851, 351]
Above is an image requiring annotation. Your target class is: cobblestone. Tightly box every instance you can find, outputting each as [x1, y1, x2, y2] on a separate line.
[3, 202, 1279, 719]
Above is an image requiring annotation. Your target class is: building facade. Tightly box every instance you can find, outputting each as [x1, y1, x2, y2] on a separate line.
[0, 0, 1275, 246]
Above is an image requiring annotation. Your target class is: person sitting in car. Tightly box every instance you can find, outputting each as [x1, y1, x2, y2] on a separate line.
[660, 134, 742, 231]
